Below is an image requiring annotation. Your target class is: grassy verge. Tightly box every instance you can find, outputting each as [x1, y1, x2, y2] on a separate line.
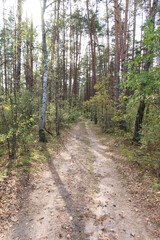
[89, 120, 160, 237]
[0, 119, 78, 234]
[88, 120, 160, 190]
[0, 120, 78, 182]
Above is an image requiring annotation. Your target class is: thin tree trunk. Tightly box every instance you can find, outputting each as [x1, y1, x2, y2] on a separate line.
[55, 0, 60, 136]
[39, 0, 48, 142]
[30, 16, 34, 91]
[106, 0, 110, 77]
[114, 0, 120, 105]
[62, 0, 66, 101]
[69, 0, 72, 113]
[86, 0, 96, 95]
[77, 30, 82, 98]
[3, 0, 8, 95]
[115, 0, 128, 77]
[92, 13, 97, 84]
[73, 30, 78, 99]
[9, 22, 18, 163]
[132, 0, 137, 62]
[133, 99, 145, 141]
[149, 0, 151, 18]
[25, 16, 30, 89]
[16, 0, 22, 92]
[123, 0, 128, 67]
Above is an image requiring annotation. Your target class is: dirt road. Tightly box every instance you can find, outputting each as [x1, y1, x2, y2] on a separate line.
[1, 121, 157, 240]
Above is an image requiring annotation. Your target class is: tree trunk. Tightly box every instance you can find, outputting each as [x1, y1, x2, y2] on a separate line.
[86, 0, 96, 95]
[149, 0, 151, 18]
[25, 16, 30, 89]
[39, 0, 48, 142]
[106, 0, 110, 81]
[73, 30, 78, 100]
[3, 0, 8, 96]
[16, 0, 22, 92]
[114, 0, 120, 105]
[69, 0, 72, 113]
[62, 0, 66, 101]
[30, 16, 34, 91]
[132, 0, 137, 62]
[55, 0, 60, 136]
[133, 99, 145, 141]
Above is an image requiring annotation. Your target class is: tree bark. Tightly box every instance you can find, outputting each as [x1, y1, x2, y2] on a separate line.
[86, 0, 96, 95]
[106, 0, 110, 77]
[133, 99, 145, 141]
[3, 0, 8, 96]
[16, 0, 22, 92]
[55, 0, 60, 136]
[30, 16, 34, 91]
[73, 30, 78, 99]
[132, 0, 137, 62]
[62, 0, 66, 101]
[39, 0, 48, 142]
[69, 0, 72, 113]
[114, 0, 120, 105]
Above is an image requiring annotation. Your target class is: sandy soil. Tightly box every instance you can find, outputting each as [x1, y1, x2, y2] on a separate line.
[1, 121, 158, 240]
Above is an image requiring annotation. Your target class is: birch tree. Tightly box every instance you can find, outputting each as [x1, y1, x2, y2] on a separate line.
[39, 0, 48, 142]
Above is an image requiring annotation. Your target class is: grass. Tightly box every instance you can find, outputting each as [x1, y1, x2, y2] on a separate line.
[89, 119, 160, 190]
[119, 141, 159, 176]
[15, 156, 31, 168]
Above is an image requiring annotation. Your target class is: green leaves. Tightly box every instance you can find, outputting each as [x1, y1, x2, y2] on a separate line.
[127, 67, 160, 99]
[124, 19, 160, 103]
[143, 20, 160, 52]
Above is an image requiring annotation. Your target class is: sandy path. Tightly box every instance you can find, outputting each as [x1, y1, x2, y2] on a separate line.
[1, 121, 156, 240]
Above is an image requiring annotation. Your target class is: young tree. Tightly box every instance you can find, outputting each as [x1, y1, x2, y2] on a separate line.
[133, 0, 159, 142]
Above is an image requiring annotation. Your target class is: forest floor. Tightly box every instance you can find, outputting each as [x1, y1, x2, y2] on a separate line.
[0, 120, 160, 240]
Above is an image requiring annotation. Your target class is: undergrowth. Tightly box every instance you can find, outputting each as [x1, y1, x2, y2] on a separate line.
[0, 110, 80, 181]
[89, 120, 160, 190]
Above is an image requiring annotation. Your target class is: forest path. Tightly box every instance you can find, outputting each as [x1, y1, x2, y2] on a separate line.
[2, 121, 155, 240]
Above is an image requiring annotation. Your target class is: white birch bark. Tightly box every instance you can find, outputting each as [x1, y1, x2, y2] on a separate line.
[39, 0, 48, 141]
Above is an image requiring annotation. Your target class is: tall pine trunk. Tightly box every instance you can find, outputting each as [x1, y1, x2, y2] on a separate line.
[16, 0, 22, 92]
[69, 0, 72, 113]
[114, 0, 120, 105]
[55, 0, 60, 136]
[86, 0, 96, 96]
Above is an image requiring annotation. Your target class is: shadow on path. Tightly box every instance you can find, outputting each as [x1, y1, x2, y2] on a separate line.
[12, 153, 34, 240]
[43, 141, 88, 240]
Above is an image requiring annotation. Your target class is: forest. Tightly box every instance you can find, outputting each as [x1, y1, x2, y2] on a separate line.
[0, 0, 160, 238]
[0, 0, 159, 167]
